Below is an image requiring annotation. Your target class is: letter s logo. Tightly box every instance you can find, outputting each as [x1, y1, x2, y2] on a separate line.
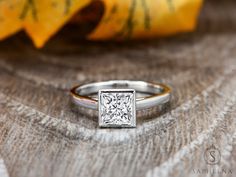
[204, 145, 221, 165]
[209, 150, 216, 163]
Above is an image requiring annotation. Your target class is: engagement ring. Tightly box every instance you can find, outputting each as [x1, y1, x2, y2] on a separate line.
[70, 80, 171, 128]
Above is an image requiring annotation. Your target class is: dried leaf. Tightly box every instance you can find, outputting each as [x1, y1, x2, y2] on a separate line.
[89, 0, 203, 40]
[0, 0, 203, 48]
[0, 0, 91, 47]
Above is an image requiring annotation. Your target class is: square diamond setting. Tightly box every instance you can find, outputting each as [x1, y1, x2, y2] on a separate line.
[98, 89, 136, 128]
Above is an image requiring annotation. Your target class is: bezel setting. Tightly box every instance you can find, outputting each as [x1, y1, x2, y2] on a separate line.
[98, 89, 136, 128]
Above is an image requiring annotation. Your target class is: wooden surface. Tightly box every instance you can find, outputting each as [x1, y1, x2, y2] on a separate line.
[0, 0, 236, 177]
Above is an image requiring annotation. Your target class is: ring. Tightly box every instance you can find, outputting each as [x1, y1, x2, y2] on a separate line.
[70, 80, 171, 128]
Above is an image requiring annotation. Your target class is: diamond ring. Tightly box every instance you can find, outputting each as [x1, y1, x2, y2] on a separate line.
[70, 80, 171, 128]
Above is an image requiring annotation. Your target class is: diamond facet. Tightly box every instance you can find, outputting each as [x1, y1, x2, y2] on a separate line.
[99, 89, 136, 127]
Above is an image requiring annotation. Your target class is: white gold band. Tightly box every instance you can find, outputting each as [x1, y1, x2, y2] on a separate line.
[70, 80, 171, 110]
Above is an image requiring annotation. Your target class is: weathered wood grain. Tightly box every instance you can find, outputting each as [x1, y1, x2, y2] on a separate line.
[0, 0, 236, 177]
[0, 158, 9, 177]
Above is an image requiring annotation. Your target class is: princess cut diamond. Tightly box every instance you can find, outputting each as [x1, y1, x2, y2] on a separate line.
[98, 89, 136, 127]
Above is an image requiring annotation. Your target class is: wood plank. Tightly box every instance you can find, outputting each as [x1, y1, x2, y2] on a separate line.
[0, 0, 236, 177]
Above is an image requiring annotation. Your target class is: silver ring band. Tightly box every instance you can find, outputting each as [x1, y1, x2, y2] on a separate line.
[70, 80, 171, 110]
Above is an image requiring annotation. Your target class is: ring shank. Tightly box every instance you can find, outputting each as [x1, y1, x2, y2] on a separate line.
[71, 80, 171, 110]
